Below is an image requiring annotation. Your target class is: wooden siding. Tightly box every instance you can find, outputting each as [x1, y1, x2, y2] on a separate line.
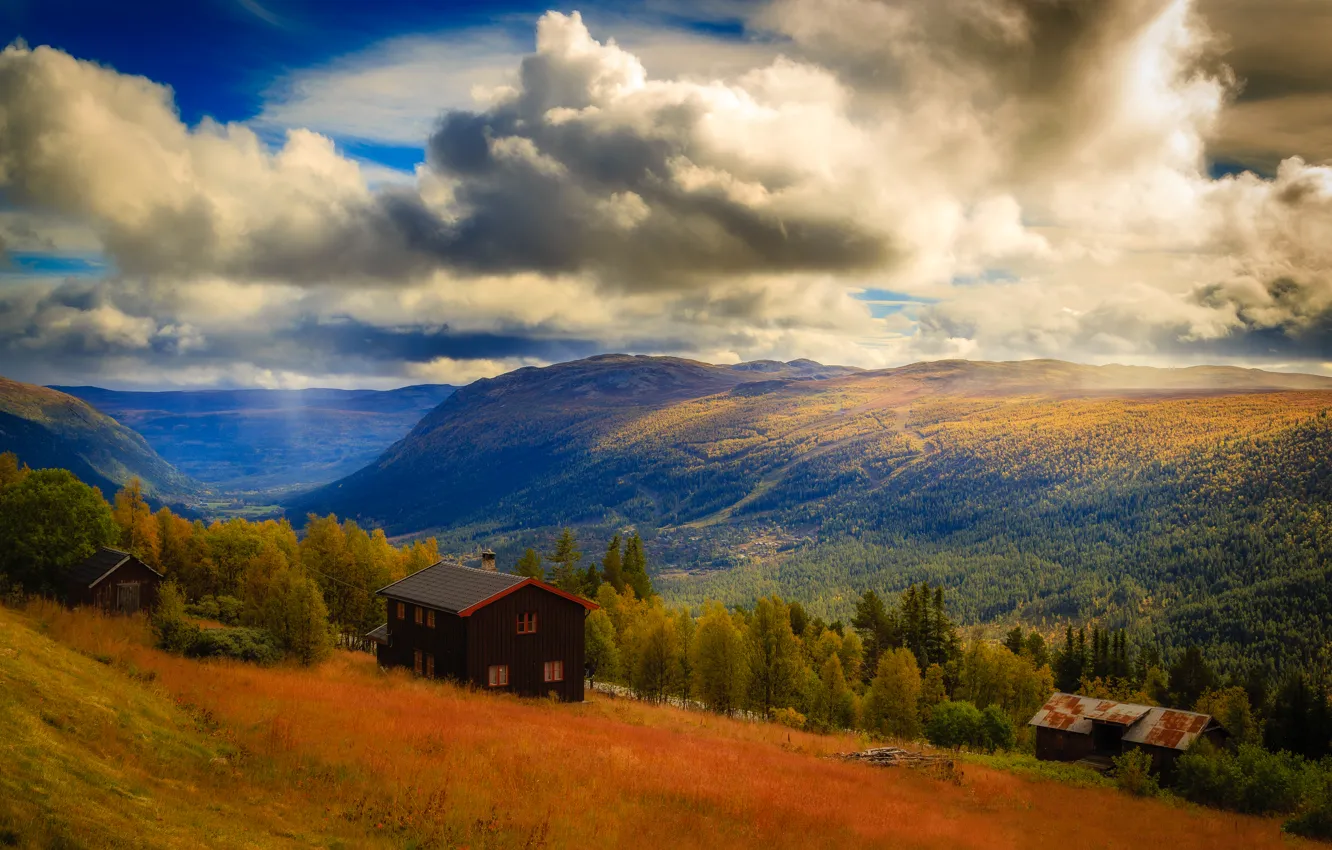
[378, 599, 468, 680]
[70, 559, 161, 614]
[1034, 725, 1096, 763]
[466, 584, 587, 701]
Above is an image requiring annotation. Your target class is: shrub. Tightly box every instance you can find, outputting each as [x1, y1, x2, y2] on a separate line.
[926, 700, 985, 750]
[1112, 747, 1159, 797]
[186, 627, 281, 665]
[1174, 741, 1319, 815]
[1285, 792, 1332, 842]
[153, 582, 200, 654]
[772, 707, 807, 730]
[979, 705, 1015, 753]
[215, 595, 243, 626]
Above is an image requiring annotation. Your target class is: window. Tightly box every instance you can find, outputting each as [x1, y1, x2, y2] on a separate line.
[543, 660, 564, 683]
[517, 611, 538, 634]
[425, 653, 435, 678]
[414, 649, 423, 675]
[414, 606, 423, 625]
[487, 665, 509, 687]
[426, 610, 436, 628]
[396, 602, 405, 620]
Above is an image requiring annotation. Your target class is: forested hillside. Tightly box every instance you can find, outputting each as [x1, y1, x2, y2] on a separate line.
[56, 384, 456, 494]
[293, 356, 1332, 671]
[0, 376, 201, 506]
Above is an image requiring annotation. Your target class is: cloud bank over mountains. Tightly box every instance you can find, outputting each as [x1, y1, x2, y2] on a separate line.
[1, 0, 1330, 387]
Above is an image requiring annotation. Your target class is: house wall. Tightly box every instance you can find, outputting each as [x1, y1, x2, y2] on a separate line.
[378, 598, 468, 680]
[76, 560, 161, 614]
[1035, 726, 1096, 762]
[465, 585, 587, 702]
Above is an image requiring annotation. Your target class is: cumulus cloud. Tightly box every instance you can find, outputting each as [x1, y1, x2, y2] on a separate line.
[2, 0, 1332, 388]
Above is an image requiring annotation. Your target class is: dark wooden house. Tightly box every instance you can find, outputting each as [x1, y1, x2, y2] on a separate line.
[1029, 692, 1227, 775]
[65, 547, 162, 614]
[367, 560, 597, 702]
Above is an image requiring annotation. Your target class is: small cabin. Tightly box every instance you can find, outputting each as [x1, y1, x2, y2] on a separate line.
[366, 560, 597, 702]
[65, 547, 163, 614]
[1029, 692, 1227, 775]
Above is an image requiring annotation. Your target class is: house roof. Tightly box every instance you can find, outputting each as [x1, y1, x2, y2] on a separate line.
[375, 560, 597, 615]
[67, 547, 162, 588]
[1028, 692, 1218, 751]
[1121, 707, 1217, 751]
[366, 623, 390, 645]
[1028, 692, 1155, 734]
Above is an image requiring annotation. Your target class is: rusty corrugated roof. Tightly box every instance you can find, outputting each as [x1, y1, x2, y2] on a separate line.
[1121, 707, 1214, 751]
[1027, 692, 1153, 732]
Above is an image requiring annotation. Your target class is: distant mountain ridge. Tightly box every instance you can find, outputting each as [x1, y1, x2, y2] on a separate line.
[0, 376, 202, 504]
[292, 354, 1332, 534]
[289, 354, 1332, 669]
[54, 383, 457, 495]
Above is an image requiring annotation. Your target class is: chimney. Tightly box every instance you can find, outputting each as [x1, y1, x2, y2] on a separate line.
[481, 548, 496, 572]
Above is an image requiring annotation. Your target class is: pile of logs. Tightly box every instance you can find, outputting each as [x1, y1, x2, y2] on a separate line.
[833, 747, 960, 783]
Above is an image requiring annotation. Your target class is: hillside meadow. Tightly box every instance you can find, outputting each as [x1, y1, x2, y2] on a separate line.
[1, 601, 1310, 849]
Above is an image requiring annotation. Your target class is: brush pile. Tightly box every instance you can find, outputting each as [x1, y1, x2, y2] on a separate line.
[833, 747, 960, 783]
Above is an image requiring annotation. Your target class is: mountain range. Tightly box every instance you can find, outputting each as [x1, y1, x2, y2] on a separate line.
[55, 384, 456, 495]
[0, 377, 202, 505]
[292, 355, 1332, 670]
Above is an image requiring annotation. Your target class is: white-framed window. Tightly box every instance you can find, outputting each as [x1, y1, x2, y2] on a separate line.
[543, 660, 564, 682]
[488, 665, 509, 687]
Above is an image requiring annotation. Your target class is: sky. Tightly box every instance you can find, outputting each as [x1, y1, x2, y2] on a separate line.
[0, 0, 1330, 389]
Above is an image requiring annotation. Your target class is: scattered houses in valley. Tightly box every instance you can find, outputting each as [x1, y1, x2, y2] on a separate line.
[367, 556, 597, 701]
[65, 547, 162, 614]
[1029, 692, 1228, 775]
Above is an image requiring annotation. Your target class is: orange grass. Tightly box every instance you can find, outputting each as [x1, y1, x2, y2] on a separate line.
[27, 603, 1310, 849]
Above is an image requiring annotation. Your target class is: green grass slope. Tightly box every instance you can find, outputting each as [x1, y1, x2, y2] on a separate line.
[0, 376, 202, 504]
[0, 606, 365, 849]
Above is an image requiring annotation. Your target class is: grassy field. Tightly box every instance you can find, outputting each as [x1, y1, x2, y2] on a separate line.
[0, 602, 1311, 848]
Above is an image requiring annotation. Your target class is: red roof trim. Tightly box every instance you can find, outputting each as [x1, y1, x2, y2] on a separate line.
[456, 578, 599, 616]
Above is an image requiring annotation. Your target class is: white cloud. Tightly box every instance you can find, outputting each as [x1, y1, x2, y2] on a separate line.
[3, 2, 1332, 388]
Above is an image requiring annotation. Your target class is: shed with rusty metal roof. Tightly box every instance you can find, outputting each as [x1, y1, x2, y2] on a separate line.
[1029, 692, 1226, 775]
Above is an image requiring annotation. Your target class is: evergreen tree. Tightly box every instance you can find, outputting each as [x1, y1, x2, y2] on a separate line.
[515, 547, 544, 579]
[1266, 672, 1332, 759]
[1054, 625, 1084, 692]
[1168, 646, 1217, 709]
[601, 534, 625, 592]
[580, 562, 602, 597]
[622, 532, 653, 599]
[1003, 625, 1025, 656]
[547, 528, 583, 593]
[851, 589, 896, 680]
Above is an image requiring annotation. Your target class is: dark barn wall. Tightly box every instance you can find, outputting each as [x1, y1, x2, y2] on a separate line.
[378, 599, 468, 680]
[1035, 726, 1096, 763]
[466, 585, 586, 702]
[73, 560, 161, 613]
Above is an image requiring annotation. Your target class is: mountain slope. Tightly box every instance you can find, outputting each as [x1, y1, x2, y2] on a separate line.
[55, 383, 456, 494]
[0, 376, 201, 503]
[292, 355, 1332, 668]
